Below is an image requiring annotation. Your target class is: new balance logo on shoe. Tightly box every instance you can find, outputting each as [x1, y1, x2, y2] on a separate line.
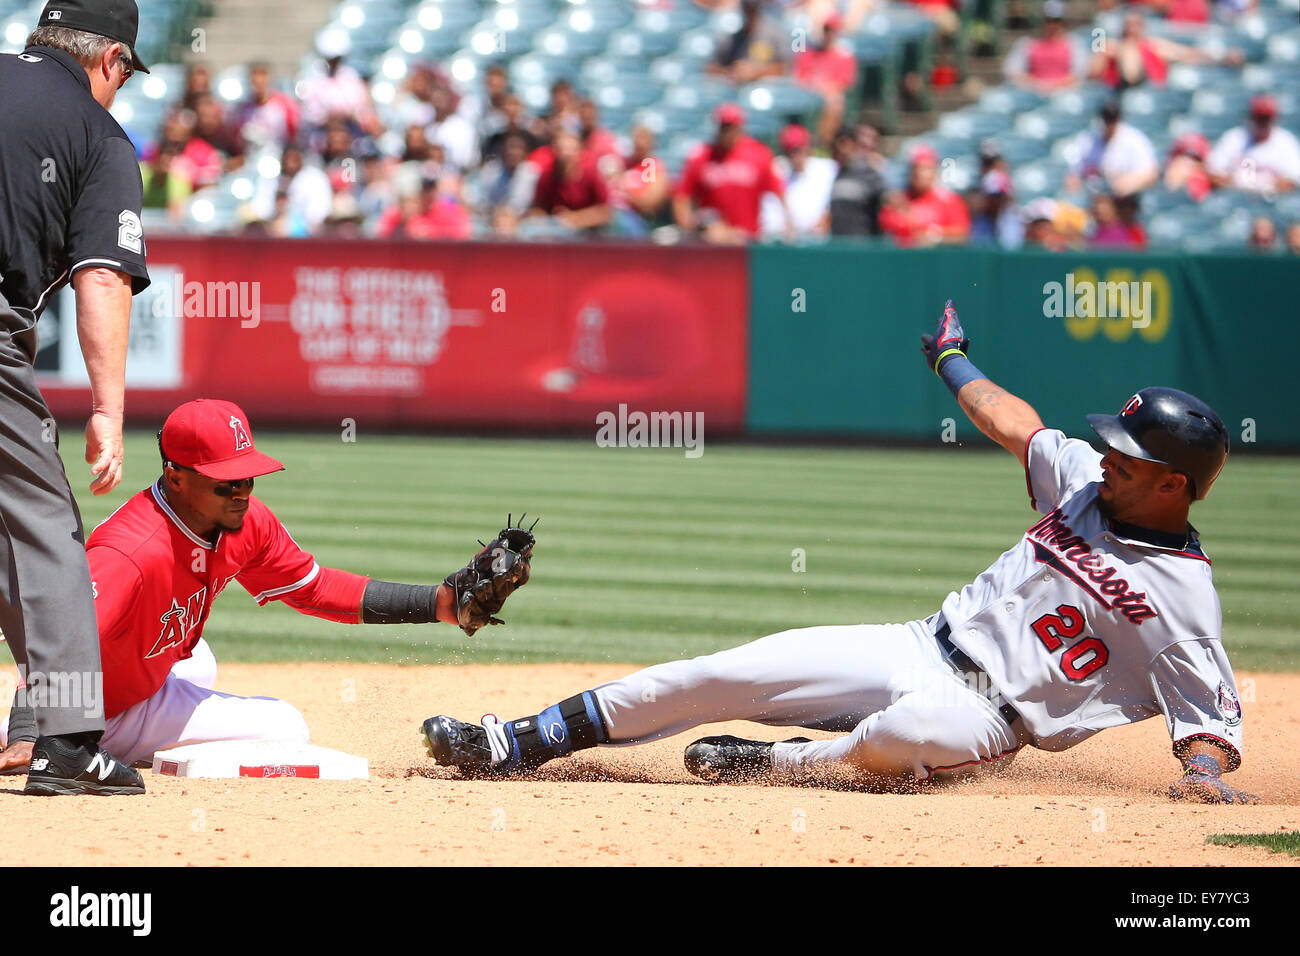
[87, 753, 116, 781]
[31, 758, 49, 771]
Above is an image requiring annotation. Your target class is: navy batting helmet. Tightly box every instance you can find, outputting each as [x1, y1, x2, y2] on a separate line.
[1087, 387, 1229, 501]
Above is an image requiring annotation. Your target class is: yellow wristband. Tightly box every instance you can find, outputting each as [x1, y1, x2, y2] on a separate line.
[933, 347, 966, 374]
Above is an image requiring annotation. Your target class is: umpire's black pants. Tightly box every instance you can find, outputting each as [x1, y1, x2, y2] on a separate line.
[0, 290, 105, 736]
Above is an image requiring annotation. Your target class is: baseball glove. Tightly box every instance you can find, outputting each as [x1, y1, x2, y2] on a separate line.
[444, 514, 538, 636]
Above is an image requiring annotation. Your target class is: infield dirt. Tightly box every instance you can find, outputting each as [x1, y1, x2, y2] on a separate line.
[3, 663, 1297, 866]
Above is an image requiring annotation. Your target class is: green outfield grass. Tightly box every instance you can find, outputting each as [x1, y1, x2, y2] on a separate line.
[4, 432, 1297, 671]
[1206, 832, 1300, 857]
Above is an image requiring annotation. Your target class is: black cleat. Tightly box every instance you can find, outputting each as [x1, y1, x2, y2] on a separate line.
[684, 735, 812, 783]
[421, 715, 496, 773]
[23, 736, 145, 796]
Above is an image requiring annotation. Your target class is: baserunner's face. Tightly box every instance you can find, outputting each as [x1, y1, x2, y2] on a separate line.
[1097, 448, 1182, 519]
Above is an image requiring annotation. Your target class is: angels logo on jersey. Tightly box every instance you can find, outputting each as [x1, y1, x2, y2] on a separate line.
[1218, 681, 1242, 726]
[1120, 394, 1143, 417]
[146, 587, 208, 659]
[229, 415, 252, 451]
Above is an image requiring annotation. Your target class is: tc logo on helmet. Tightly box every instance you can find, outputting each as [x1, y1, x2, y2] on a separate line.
[1120, 394, 1143, 417]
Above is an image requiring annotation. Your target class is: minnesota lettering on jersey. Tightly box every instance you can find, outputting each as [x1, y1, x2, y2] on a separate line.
[1026, 509, 1158, 625]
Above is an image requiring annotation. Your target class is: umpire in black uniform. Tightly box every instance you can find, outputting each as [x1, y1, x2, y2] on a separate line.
[0, 0, 151, 795]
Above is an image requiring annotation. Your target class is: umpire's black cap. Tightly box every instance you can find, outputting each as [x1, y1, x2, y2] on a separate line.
[1087, 387, 1229, 501]
[36, 0, 150, 74]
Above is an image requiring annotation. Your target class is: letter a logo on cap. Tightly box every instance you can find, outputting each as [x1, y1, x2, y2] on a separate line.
[230, 415, 252, 451]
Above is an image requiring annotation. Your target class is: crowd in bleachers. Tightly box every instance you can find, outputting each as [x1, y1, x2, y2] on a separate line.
[79, 0, 1300, 252]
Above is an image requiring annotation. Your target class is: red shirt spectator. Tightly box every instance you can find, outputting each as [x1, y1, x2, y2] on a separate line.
[532, 150, 609, 213]
[879, 146, 971, 245]
[794, 38, 857, 93]
[1164, 0, 1210, 23]
[376, 184, 472, 240]
[675, 106, 784, 236]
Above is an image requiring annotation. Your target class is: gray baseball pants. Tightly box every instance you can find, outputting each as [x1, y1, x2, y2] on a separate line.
[0, 291, 105, 736]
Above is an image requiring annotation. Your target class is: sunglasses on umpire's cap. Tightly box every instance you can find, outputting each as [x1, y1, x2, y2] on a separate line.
[37, 0, 150, 74]
[159, 398, 284, 484]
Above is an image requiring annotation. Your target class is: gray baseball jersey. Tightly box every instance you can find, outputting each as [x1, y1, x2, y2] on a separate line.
[942, 428, 1242, 764]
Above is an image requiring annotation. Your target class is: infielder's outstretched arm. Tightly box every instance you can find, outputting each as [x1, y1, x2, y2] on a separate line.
[921, 300, 1045, 466]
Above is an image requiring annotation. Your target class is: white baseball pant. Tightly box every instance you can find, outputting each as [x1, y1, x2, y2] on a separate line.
[97, 639, 309, 766]
[591, 618, 1028, 783]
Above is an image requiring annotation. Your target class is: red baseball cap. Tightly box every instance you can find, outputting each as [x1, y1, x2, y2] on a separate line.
[779, 123, 812, 152]
[160, 399, 284, 480]
[1250, 95, 1278, 119]
[911, 144, 940, 167]
[715, 102, 745, 127]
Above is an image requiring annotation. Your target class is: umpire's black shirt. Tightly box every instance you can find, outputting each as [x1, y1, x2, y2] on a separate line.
[0, 45, 150, 322]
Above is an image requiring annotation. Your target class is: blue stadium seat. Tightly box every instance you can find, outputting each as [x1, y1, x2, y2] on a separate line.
[977, 86, 1046, 115]
[938, 108, 1017, 141]
[1015, 108, 1089, 142]
[1011, 160, 1067, 200]
[676, 26, 719, 65]
[533, 24, 609, 60]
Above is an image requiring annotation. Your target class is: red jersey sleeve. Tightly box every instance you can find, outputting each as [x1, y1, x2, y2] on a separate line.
[86, 546, 144, 646]
[234, 498, 321, 607]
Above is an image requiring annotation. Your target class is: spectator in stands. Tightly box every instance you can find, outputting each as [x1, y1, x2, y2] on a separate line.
[354, 149, 396, 231]
[707, 0, 789, 85]
[968, 169, 1023, 249]
[477, 65, 513, 142]
[376, 174, 473, 240]
[1206, 96, 1300, 194]
[879, 145, 971, 246]
[826, 125, 885, 236]
[263, 187, 311, 238]
[384, 64, 437, 134]
[674, 104, 789, 244]
[192, 93, 242, 169]
[322, 118, 358, 191]
[467, 130, 538, 233]
[299, 28, 379, 138]
[139, 143, 192, 221]
[761, 123, 835, 238]
[1163, 131, 1212, 201]
[253, 144, 333, 232]
[793, 12, 857, 148]
[1004, 0, 1087, 93]
[1089, 192, 1146, 247]
[427, 81, 479, 174]
[1248, 215, 1277, 252]
[1288, 221, 1300, 256]
[1088, 11, 1241, 90]
[528, 129, 612, 234]
[235, 62, 300, 155]
[1021, 197, 1088, 250]
[577, 98, 622, 171]
[609, 126, 671, 237]
[157, 108, 223, 191]
[545, 79, 581, 135]
[854, 120, 887, 172]
[180, 63, 212, 112]
[482, 94, 543, 164]
[1156, 0, 1211, 24]
[1065, 100, 1159, 198]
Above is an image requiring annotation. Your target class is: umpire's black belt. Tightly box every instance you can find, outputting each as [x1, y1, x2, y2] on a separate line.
[934, 620, 1022, 728]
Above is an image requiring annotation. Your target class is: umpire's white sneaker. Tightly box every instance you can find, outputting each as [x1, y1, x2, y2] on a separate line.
[23, 735, 145, 796]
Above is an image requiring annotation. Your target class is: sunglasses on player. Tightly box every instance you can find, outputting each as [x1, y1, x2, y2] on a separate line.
[166, 462, 254, 497]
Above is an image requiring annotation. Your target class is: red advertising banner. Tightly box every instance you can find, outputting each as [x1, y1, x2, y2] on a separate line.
[38, 238, 749, 432]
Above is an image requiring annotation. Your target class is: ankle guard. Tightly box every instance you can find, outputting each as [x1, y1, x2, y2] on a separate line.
[506, 691, 609, 766]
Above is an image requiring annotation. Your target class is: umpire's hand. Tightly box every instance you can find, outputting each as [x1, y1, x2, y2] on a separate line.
[85, 411, 125, 495]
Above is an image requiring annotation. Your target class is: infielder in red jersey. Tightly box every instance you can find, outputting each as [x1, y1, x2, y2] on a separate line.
[2, 398, 527, 771]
